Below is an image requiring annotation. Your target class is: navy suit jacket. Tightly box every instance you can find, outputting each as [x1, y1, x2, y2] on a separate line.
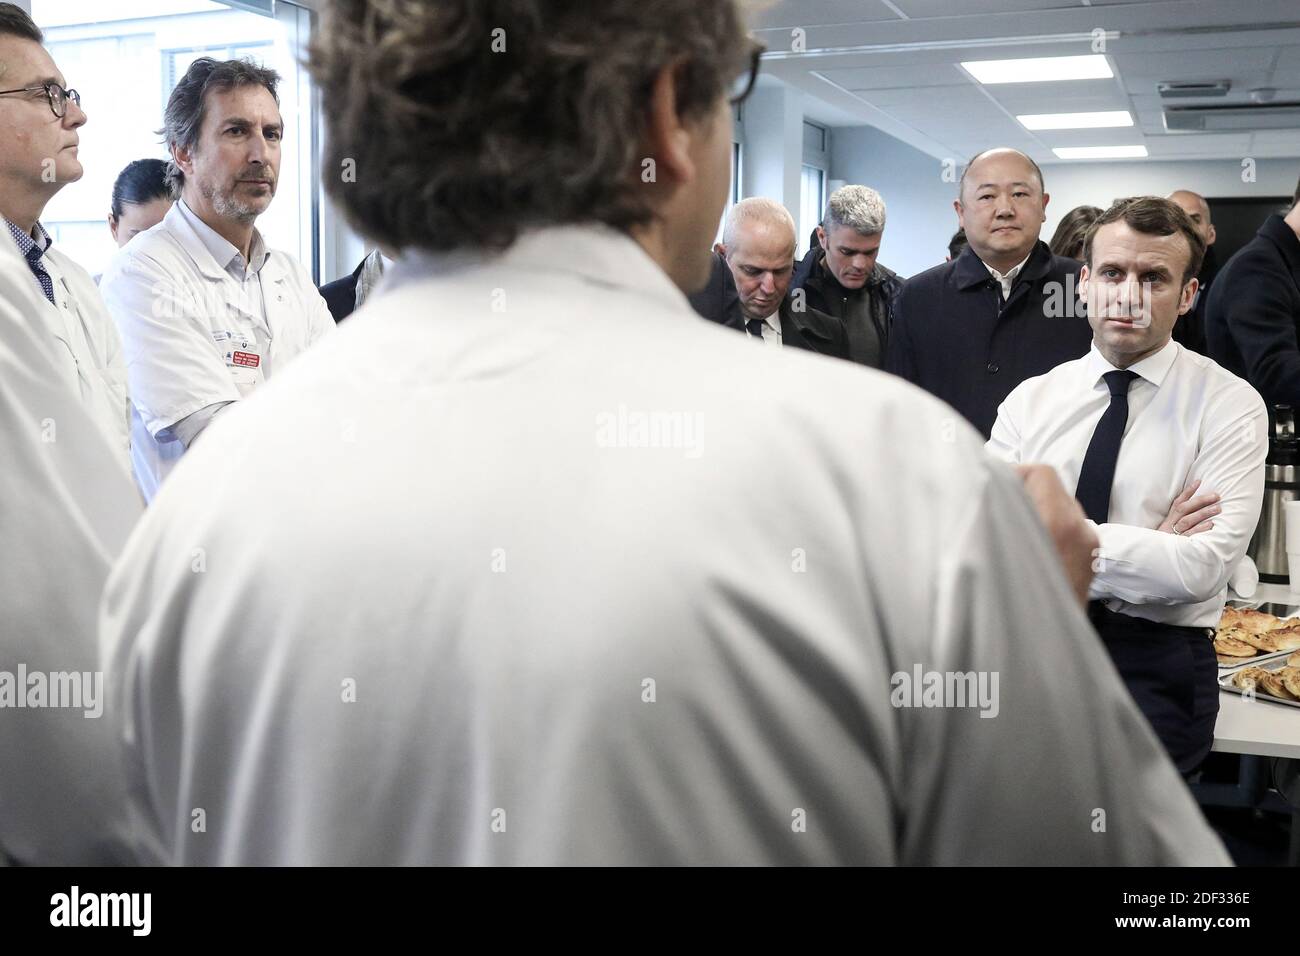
[886, 241, 1092, 437]
[319, 259, 364, 323]
[1205, 214, 1300, 414]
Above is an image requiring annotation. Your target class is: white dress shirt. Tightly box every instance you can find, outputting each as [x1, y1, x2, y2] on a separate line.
[101, 224, 1227, 865]
[100, 200, 335, 501]
[0, 238, 142, 864]
[748, 308, 783, 347]
[984, 251, 1032, 300]
[988, 339, 1267, 628]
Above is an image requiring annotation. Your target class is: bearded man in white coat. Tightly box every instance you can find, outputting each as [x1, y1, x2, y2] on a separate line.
[100, 56, 333, 501]
[0, 4, 129, 468]
[101, 0, 1232, 865]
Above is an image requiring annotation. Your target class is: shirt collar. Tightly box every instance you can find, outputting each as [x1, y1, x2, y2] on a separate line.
[386, 223, 691, 316]
[1084, 338, 1179, 390]
[762, 309, 781, 334]
[954, 240, 1053, 290]
[985, 251, 1032, 285]
[3, 216, 52, 261]
[176, 198, 269, 278]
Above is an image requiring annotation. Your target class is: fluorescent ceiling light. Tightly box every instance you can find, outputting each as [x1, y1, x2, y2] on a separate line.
[1053, 145, 1149, 159]
[962, 55, 1113, 84]
[1017, 110, 1133, 130]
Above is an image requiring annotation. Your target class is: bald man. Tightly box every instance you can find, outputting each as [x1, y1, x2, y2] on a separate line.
[886, 147, 1092, 436]
[714, 197, 848, 358]
[1166, 190, 1218, 354]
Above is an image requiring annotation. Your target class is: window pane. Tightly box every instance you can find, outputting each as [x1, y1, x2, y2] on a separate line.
[31, 0, 315, 278]
[800, 165, 824, 257]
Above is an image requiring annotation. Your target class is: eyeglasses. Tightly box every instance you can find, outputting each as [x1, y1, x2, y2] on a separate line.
[0, 82, 81, 118]
[728, 40, 766, 107]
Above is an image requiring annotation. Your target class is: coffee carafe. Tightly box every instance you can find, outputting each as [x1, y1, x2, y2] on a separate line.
[1248, 405, 1300, 583]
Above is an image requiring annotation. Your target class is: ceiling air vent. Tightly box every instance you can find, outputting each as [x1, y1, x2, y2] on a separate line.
[1163, 101, 1300, 131]
[1157, 80, 1231, 99]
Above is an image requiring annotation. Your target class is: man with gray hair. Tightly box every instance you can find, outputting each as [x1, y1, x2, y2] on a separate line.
[791, 184, 900, 368]
[716, 197, 846, 357]
[100, 56, 333, 501]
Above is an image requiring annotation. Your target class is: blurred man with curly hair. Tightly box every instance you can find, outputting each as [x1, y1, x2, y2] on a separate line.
[101, 0, 1229, 866]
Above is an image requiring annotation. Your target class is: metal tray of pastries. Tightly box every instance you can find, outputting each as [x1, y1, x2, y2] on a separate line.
[1214, 604, 1300, 669]
[1218, 652, 1300, 709]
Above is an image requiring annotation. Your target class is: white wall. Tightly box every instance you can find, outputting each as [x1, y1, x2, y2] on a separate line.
[1041, 158, 1298, 239]
[828, 125, 959, 279]
[740, 84, 804, 221]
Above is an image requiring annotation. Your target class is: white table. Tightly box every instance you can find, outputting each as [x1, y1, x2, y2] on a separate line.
[1213, 582, 1300, 758]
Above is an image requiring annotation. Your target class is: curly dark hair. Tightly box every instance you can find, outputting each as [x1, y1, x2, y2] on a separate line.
[160, 57, 280, 199]
[308, 0, 749, 253]
[1083, 197, 1206, 285]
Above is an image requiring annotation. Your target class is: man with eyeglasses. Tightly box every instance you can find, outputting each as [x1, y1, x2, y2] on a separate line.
[0, 3, 131, 468]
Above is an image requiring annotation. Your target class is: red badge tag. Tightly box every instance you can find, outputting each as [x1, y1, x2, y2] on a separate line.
[232, 350, 260, 368]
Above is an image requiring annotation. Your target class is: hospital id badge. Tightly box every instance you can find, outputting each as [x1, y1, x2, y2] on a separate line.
[214, 330, 264, 393]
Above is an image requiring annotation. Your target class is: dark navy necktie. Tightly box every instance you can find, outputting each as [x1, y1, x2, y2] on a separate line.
[1075, 369, 1139, 524]
[745, 318, 764, 338]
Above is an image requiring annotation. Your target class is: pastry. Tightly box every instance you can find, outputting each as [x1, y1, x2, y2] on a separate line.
[1263, 626, 1300, 650]
[1235, 629, 1284, 652]
[1231, 667, 1267, 689]
[1258, 671, 1298, 701]
[1214, 634, 1258, 657]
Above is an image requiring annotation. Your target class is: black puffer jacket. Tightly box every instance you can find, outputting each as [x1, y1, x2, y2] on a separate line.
[791, 246, 901, 368]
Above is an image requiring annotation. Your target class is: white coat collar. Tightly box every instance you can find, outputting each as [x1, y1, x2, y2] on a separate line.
[385, 223, 691, 316]
[166, 200, 277, 282]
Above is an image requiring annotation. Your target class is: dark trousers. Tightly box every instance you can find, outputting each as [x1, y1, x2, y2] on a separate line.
[1088, 603, 1219, 775]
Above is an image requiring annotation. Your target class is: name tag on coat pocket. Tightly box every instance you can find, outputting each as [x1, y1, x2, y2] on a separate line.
[214, 331, 263, 391]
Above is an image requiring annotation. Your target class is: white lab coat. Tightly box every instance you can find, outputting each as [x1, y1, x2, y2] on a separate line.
[101, 224, 1230, 865]
[31, 244, 131, 467]
[0, 236, 142, 864]
[100, 202, 334, 500]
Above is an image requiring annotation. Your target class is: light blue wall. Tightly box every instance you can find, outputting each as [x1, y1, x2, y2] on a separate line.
[828, 125, 959, 280]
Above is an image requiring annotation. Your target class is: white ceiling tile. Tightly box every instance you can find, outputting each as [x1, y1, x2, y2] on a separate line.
[891, 0, 1092, 16]
[748, 1, 901, 30]
[754, 0, 1300, 162]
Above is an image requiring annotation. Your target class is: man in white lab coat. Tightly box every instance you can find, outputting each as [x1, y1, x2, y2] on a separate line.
[0, 231, 142, 864]
[100, 57, 333, 501]
[0, 5, 130, 467]
[102, 0, 1231, 865]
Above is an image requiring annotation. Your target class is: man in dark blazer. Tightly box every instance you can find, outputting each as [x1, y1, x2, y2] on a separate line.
[886, 148, 1092, 437]
[687, 250, 744, 330]
[1205, 187, 1300, 414]
[319, 257, 363, 322]
[319, 250, 389, 322]
[715, 197, 848, 360]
